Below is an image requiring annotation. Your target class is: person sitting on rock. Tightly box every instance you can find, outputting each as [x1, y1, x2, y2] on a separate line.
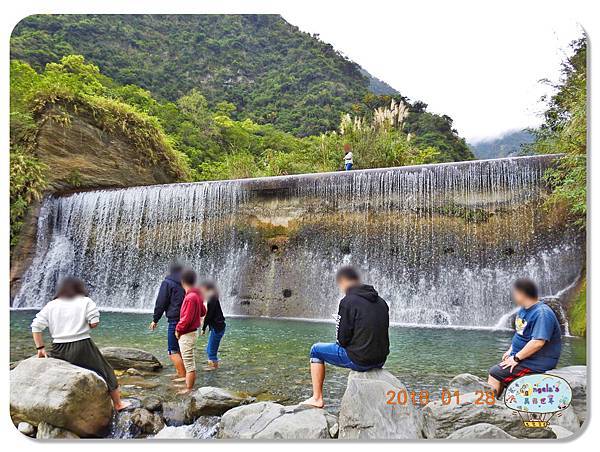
[174, 269, 206, 394]
[200, 280, 227, 370]
[30, 277, 131, 411]
[149, 263, 187, 381]
[488, 278, 562, 397]
[302, 266, 390, 408]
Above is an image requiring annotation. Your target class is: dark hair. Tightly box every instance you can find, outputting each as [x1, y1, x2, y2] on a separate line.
[54, 277, 88, 299]
[169, 263, 183, 275]
[513, 278, 539, 299]
[335, 266, 360, 282]
[181, 269, 197, 286]
[200, 280, 219, 296]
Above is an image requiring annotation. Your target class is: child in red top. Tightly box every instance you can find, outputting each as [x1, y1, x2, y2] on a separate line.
[174, 269, 206, 393]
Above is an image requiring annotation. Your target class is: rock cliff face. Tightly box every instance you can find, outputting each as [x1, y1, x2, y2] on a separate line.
[10, 104, 186, 299]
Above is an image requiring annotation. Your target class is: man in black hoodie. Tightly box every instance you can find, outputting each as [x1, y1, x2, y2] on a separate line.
[302, 266, 389, 408]
[149, 263, 186, 379]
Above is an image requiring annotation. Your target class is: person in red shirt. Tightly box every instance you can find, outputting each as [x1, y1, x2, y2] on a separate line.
[174, 269, 206, 393]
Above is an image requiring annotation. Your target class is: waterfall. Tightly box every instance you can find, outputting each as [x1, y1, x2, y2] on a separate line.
[13, 155, 584, 328]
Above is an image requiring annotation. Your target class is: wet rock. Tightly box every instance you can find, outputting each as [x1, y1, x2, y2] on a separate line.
[10, 357, 113, 437]
[17, 421, 36, 437]
[446, 423, 516, 439]
[218, 402, 333, 439]
[549, 366, 586, 423]
[126, 368, 143, 376]
[36, 422, 79, 439]
[143, 397, 163, 412]
[154, 416, 219, 439]
[421, 392, 555, 439]
[113, 408, 165, 438]
[338, 369, 422, 439]
[185, 387, 256, 419]
[100, 347, 162, 372]
[162, 402, 187, 426]
[448, 373, 492, 393]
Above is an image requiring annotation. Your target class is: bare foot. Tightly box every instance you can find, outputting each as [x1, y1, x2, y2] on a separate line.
[172, 377, 186, 383]
[114, 400, 132, 411]
[299, 397, 324, 408]
[177, 388, 192, 395]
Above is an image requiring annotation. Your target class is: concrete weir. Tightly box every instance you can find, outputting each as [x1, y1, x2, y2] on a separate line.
[13, 155, 584, 328]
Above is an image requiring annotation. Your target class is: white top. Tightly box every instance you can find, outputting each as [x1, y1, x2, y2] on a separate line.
[344, 151, 353, 164]
[31, 296, 100, 343]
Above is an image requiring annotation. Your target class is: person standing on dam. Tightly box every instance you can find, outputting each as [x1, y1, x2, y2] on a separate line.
[149, 263, 187, 380]
[302, 266, 390, 408]
[343, 143, 354, 170]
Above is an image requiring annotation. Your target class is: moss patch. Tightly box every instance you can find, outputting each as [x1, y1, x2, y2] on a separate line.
[569, 279, 586, 336]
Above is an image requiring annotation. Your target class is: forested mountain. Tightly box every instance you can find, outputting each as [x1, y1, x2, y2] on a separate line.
[470, 130, 535, 159]
[12, 15, 371, 136]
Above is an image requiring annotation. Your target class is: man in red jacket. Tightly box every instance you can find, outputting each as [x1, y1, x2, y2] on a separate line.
[175, 269, 206, 393]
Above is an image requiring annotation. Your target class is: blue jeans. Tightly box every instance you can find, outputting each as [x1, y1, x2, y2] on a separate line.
[309, 342, 383, 371]
[345, 163, 353, 171]
[167, 319, 180, 354]
[206, 326, 225, 362]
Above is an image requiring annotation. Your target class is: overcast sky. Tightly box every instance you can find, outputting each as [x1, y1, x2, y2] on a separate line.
[283, 5, 583, 143]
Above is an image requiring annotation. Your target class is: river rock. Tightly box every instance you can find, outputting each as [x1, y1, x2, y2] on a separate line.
[100, 347, 162, 371]
[10, 357, 113, 437]
[36, 422, 79, 439]
[421, 391, 555, 439]
[154, 416, 219, 439]
[447, 423, 516, 439]
[218, 402, 333, 439]
[548, 366, 586, 423]
[126, 368, 143, 376]
[17, 421, 36, 437]
[448, 373, 492, 393]
[338, 368, 422, 439]
[185, 387, 256, 419]
[113, 408, 165, 438]
[143, 396, 163, 412]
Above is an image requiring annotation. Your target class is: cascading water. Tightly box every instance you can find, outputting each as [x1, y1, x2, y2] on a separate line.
[13, 155, 584, 328]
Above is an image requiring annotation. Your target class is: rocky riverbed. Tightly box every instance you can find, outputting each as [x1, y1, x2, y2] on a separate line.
[10, 347, 587, 440]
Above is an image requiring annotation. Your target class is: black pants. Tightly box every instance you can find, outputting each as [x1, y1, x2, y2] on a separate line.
[51, 338, 118, 391]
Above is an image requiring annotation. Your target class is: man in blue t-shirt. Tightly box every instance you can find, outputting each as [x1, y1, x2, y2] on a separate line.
[488, 278, 562, 397]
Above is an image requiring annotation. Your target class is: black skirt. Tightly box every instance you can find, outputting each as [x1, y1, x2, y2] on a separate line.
[51, 338, 118, 391]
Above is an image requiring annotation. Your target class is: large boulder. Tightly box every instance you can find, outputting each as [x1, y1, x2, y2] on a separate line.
[154, 417, 220, 439]
[448, 373, 492, 393]
[100, 347, 162, 372]
[10, 357, 113, 437]
[421, 392, 555, 439]
[548, 366, 586, 424]
[36, 422, 79, 439]
[185, 387, 256, 419]
[218, 402, 335, 439]
[338, 369, 422, 439]
[447, 423, 515, 439]
[112, 408, 165, 438]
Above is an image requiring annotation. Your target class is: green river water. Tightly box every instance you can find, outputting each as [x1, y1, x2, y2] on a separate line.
[10, 311, 586, 411]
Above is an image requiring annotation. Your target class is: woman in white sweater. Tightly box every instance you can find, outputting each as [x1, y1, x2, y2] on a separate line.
[31, 277, 130, 411]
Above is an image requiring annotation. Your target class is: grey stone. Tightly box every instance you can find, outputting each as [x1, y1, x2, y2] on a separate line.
[549, 425, 575, 439]
[449, 373, 492, 393]
[142, 396, 163, 412]
[154, 416, 220, 439]
[218, 402, 333, 439]
[126, 367, 143, 376]
[100, 347, 162, 371]
[10, 357, 113, 437]
[36, 422, 79, 439]
[338, 368, 422, 439]
[185, 387, 255, 419]
[17, 421, 36, 437]
[421, 391, 555, 439]
[447, 423, 516, 439]
[548, 366, 587, 424]
[113, 408, 165, 438]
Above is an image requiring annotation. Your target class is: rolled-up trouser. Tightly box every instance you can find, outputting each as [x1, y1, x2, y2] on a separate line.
[309, 342, 384, 372]
[51, 338, 118, 391]
[178, 331, 198, 373]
